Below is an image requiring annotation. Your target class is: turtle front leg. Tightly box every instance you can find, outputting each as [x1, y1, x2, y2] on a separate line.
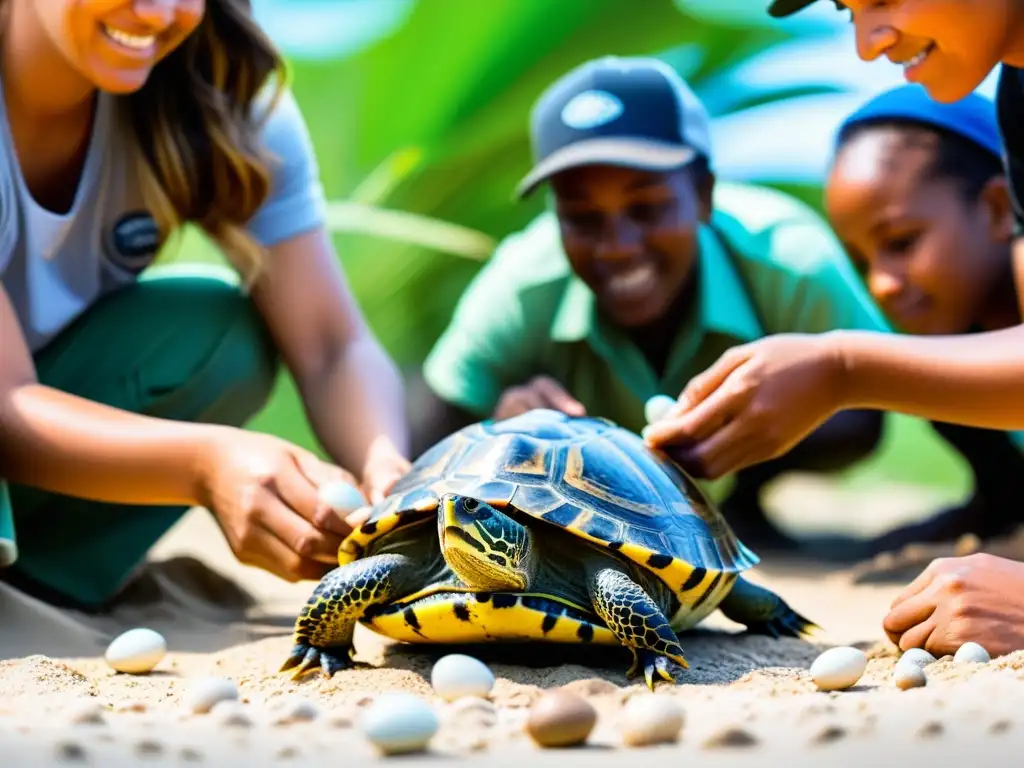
[279, 554, 417, 680]
[586, 566, 689, 690]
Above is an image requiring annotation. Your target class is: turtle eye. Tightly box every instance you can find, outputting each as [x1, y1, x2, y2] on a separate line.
[463, 498, 479, 511]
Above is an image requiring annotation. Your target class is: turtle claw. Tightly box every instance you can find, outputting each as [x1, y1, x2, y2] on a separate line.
[626, 649, 688, 690]
[279, 641, 354, 680]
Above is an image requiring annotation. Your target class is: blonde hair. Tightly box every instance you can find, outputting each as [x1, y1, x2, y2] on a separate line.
[125, 0, 286, 284]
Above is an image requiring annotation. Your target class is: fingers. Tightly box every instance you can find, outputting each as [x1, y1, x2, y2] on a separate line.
[895, 616, 938, 652]
[882, 586, 940, 638]
[249, 531, 330, 583]
[494, 387, 543, 419]
[675, 347, 750, 412]
[644, 381, 741, 450]
[531, 376, 586, 416]
[889, 558, 945, 609]
[254, 488, 344, 566]
[674, 419, 757, 479]
[286, 450, 365, 536]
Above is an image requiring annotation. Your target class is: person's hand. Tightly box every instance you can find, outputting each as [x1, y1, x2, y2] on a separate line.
[642, 333, 845, 479]
[359, 435, 412, 507]
[882, 553, 1024, 658]
[493, 376, 586, 420]
[198, 428, 367, 583]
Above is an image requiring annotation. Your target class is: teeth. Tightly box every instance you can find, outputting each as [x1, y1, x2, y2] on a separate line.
[103, 25, 155, 50]
[903, 48, 930, 71]
[606, 264, 657, 294]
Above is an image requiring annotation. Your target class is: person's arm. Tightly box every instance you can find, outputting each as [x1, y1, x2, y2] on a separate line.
[0, 285, 214, 506]
[243, 88, 409, 502]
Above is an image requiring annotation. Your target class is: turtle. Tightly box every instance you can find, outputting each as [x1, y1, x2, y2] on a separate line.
[280, 408, 819, 689]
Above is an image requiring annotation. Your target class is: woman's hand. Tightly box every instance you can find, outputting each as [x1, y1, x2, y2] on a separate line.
[198, 429, 366, 582]
[643, 333, 847, 478]
[883, 553, 1024, 658]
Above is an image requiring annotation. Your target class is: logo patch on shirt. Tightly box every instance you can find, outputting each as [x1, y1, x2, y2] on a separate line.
[106, 211, 160, 274]
[561, 90, 624, 130]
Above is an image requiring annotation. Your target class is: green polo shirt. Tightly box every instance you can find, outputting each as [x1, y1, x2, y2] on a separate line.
[423, 181, 891, 435]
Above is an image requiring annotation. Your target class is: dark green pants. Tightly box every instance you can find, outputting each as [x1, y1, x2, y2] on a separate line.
[0, 265, 279, 609]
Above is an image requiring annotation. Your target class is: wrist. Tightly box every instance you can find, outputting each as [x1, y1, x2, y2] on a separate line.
[824, 330, 858, 412]
[192, 425, 237, 509]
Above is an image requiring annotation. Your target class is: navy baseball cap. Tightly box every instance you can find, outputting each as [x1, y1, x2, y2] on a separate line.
[767, 0, 841, 17]
[836, 84, 1003, 160]
[515, 56, 713, 199]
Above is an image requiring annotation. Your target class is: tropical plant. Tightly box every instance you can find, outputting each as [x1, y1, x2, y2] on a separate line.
[169, 0, 973, 504]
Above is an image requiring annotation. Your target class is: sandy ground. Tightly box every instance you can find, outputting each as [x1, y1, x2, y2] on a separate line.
[2, 477, 1024, 766]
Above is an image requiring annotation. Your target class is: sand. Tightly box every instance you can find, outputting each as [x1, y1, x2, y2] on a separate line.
[2, 488, 1024, 767]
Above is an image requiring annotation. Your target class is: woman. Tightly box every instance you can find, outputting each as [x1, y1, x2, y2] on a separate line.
[0, 0, 411, 610]
[645, 0, 1024, 657]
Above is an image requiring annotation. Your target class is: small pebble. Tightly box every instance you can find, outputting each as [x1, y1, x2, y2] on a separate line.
[990, 719, 1013, 735]
[893, 661, 927, 691]
[135, 738, 164, 757]
[270, 695, 321, 725]
[899, 648, 936, 668]
[65, 701, 106, 726]
[359, 693, 439, 756]
[55, 741, 87, 762]
[809, 646, 867, 692]
[431, 654, 495, 702]
[318, 481, 366, 513]
[954, 641, 991, 664]
[210, 700, 253, 728]
[116, 700, 147, 714]
[701, 725, 758, 749]
[180, 747, 204, 762]
[619, 695, 684, 747]
[104, 628, 167, 675]
[644, 395, 677, 425]
[184, 677, 238, 714]
[524, 690, 597, 748]
[916, 720, 944, 739]
[810, 724, 847, 745]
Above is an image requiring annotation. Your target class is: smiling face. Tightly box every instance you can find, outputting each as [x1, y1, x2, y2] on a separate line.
[838, 0, 1024, 102]
[825, 126, 1013, 335]
[32, 0, 206, 94]
[549, 163, 711, 329]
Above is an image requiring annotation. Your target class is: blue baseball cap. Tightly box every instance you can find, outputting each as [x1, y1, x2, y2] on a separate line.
[836, 84, 1003, 161]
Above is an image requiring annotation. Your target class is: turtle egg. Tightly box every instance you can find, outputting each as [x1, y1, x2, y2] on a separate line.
[620, 695, 685, 746]
[809, 646, 867, 692]
[954, 641, 991, 664]
[430, 654, 495, 701]
[317, 481, 365, 513]
[900, 648, 937, 668]
[524, 690, 597, 748]
[644, 395, 677, 425]
[359, 693, 439, 755]
[104, 628, 167, 674]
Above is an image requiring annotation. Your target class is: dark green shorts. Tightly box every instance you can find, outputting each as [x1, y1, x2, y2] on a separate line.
[0, 264, 279, 609]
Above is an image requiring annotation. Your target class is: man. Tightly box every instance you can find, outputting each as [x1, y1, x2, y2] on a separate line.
[417, 56, 889, 550]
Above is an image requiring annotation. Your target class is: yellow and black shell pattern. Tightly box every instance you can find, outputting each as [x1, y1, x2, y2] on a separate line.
[338, 409, 759, 597]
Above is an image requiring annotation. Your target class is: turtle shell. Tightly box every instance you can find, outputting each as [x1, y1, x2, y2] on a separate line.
[338, 409, 759, 597]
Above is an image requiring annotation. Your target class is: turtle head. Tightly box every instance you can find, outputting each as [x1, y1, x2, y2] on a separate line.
[439, 494, 536, 591]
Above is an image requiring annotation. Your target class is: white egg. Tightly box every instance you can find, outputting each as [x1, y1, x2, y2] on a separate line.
[899, 648, 937, 668]
[954, 641, 991, 664]
[809, 646, 867, 692]
[104, 628, 167, 675]
[318, 481, 366, 513]
[644, 395, 677, 425]
[893, 660, 927, 690]
[430, 654, 495, 702]
[183, 677, 238, 714]
[359, 693, 439, 755]
[619, 695, 685, 746]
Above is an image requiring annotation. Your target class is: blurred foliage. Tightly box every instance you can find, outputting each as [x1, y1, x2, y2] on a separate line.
[164, 0, 972, 506]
